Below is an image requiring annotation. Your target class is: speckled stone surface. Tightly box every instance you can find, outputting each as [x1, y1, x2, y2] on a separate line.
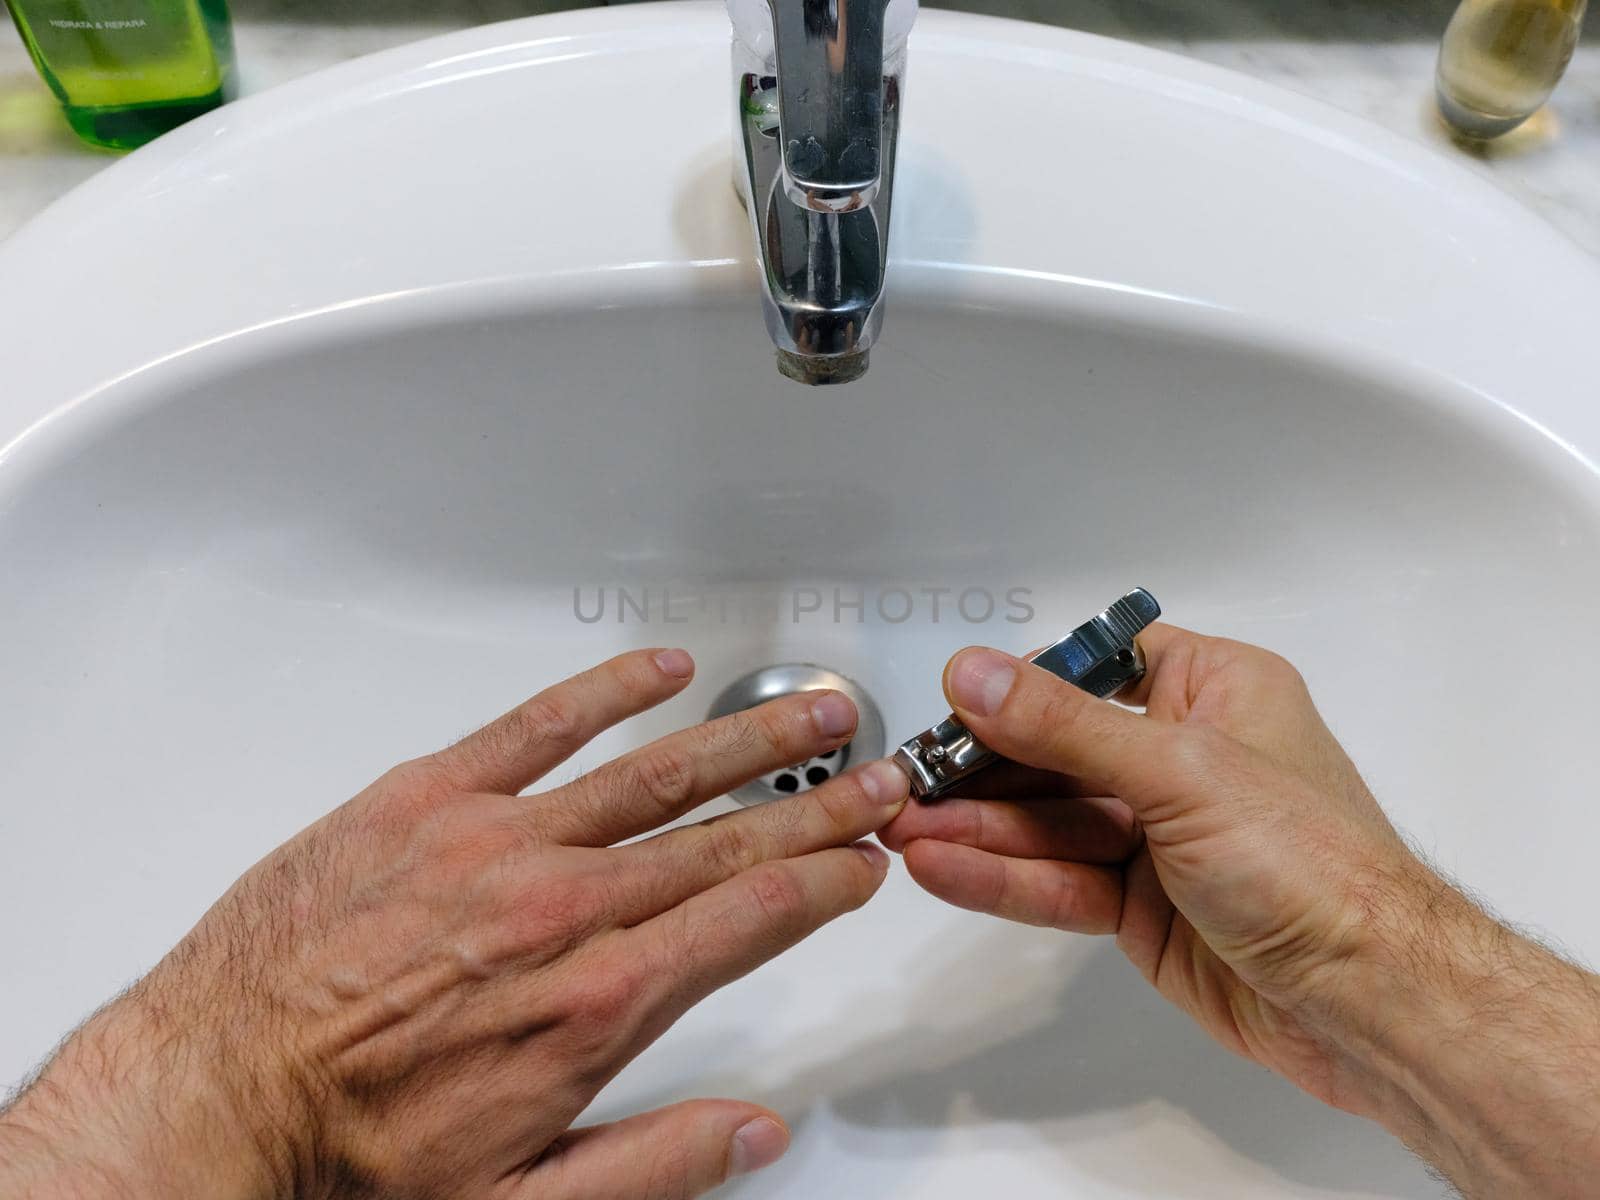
[1, 0, 1595, 251]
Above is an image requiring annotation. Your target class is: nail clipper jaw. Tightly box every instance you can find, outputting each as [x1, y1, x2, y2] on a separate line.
[893, 717, 987, 800]
[892, 588, 1162, 803]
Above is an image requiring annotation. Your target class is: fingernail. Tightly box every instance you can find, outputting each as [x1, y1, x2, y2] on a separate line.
[852, 840, 891, 875]
[948, 648, 1016, 717]
[653, 649, 694, 679]
[730, 1116, 790, 1177]
[857, 759, 909, 808]
[810, 690, 857, 739]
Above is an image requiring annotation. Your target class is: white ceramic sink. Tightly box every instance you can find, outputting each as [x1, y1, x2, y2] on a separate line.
[4, 5, 1600, 1196]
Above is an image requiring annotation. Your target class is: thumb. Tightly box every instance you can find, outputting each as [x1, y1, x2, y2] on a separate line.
[942, 647, 1177, 806]
[524, 1100, 790, 1199]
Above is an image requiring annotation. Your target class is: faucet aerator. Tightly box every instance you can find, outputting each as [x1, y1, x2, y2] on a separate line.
[776, 348, 871, 386]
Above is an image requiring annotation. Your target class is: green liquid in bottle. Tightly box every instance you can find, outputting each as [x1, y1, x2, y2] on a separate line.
[6, 0, 237, 150]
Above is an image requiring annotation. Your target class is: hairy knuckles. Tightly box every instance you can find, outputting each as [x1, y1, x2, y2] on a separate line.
[349, 762, 452, 840]
[632, 746, 700, 821]
[556, 955, 655, 1060]
[745, 704, 798, 760]
[709, 712, 764, 760]
[511, 695, 588, 756]
[580, 964, 646, 1032]
[808, 776, 860, 835]
[503, 873, 613, 963]
[386, 757, 455, 802]
[706, 820, 764, 877]
[742, 863, 810, 933]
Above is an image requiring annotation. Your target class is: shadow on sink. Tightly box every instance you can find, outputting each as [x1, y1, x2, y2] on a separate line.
[615, 928, 1435, 1197]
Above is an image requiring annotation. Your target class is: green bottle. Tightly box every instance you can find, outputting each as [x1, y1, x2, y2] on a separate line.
[5, 0, 236, 150]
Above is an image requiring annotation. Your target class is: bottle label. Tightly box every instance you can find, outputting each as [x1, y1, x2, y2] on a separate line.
[16, 2, 222, 106]
[47, 18, 151, 31]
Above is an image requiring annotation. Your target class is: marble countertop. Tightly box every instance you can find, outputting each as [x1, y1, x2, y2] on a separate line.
[1, 0, 1596, 253]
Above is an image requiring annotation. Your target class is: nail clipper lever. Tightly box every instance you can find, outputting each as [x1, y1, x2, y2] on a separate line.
[893, 588, 1162, 802]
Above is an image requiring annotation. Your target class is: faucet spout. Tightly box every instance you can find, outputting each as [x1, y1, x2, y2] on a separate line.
[729, 0, 916, 384]
[771, 0, 890, 213]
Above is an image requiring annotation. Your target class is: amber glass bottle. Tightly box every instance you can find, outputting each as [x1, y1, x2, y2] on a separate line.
[1436, 0, 1588, 138]
[5, 0, 236, 150]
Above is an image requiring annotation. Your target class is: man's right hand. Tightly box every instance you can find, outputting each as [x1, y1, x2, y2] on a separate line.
[881, 624, 1600, 1199]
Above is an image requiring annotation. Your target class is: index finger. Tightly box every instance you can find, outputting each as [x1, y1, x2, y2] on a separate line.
[532, 689, 858, 847]
[1112, 622, 1196, 709]
[1115, 624, 1321, 740]
[426, 648, 695, 795]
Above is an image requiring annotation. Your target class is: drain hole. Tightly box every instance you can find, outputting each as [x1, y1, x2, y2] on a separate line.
[757, 746, 851, 798]
[707, 663, 887, 807]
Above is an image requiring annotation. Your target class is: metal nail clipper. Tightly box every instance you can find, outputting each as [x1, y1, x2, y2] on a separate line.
[893, 588, 1162, 802]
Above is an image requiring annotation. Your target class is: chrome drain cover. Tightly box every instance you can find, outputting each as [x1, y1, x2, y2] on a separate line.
[707, 663, 887, 806]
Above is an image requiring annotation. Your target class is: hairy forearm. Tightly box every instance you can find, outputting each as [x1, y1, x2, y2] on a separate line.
[1336, 872, 1600, 1198]
[0, 993, 292, 1200]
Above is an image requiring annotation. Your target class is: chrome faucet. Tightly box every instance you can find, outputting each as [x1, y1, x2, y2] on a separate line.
[728, 0, 917, 385]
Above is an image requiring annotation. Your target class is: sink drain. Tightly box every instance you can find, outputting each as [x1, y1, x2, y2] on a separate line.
[707, 663, 887, 806]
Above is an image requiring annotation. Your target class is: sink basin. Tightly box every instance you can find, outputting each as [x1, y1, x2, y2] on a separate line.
[4, 5, 1600, 1196]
